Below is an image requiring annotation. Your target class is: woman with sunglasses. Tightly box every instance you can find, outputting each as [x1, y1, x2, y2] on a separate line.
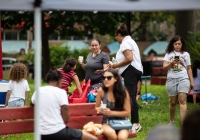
[110, 23, 143, 132]
[78, 39, 110, 90]
[95, 68, 131, 140]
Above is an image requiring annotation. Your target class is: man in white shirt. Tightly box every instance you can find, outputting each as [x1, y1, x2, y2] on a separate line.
[31, 70, 97, 140]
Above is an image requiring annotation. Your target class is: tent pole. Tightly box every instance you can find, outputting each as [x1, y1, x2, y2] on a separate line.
[0, 11, 3, 80]
[34, 7, 42, 140]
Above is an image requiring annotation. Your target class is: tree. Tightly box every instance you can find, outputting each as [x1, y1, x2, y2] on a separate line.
[1, 11, 176, 77]
[130, 11, 175, 41]
[187, 31, 200, 62]
[175, 10, 196, 41]
[2, 11, 127, 78]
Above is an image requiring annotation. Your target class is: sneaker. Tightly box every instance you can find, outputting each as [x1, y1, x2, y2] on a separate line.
[168, 122, 174, 126]
[132, 123, 142, 132]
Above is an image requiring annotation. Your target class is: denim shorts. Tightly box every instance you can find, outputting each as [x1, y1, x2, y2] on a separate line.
[7, 98, 24, 107]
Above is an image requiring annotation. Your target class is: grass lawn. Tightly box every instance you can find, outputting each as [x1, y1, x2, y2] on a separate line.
[2, 79, 199, 140]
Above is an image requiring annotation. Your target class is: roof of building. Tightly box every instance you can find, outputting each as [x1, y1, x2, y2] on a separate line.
[2, 41, 32, 54]
[143, 41, 168, 56]
[61, 41, 90, 50]
[107, 41, 120, 55]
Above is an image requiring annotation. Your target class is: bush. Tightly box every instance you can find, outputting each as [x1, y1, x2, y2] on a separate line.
[50, 45, 90, 80]
[187, 31, 200, 62]
[22, 45, 91, 80]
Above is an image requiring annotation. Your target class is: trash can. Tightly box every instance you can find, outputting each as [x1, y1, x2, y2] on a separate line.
[0, 80, 8, 108]
[142, 60, 152, 76]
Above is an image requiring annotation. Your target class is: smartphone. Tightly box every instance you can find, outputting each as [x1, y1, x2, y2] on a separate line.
[175, 56, 179, 59]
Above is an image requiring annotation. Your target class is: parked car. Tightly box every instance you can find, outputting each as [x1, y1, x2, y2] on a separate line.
[2, 57, 34, 79]
[2, 57, 17, 70]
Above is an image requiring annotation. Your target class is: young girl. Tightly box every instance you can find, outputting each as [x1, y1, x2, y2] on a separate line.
[163, 35, 194, 125]
[95, 68, 131, 140]
[192, 60, 200, 105]
[57, 58, 82, 97]
[4, 63, 30, 138]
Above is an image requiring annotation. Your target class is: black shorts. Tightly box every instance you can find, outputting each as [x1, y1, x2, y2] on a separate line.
[41, 126, 82, 140]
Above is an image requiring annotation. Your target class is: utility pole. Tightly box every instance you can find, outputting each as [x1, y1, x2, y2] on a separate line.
[0, 11, 3, 79]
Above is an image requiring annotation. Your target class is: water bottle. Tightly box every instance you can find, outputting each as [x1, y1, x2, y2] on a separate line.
[111, 57, 118, 70]
[112, 57, 117, 64]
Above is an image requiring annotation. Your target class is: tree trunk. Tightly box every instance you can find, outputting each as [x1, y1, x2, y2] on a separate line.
[126, 12, 131, 35]
[42, 13, 51, 79]
[175, 10, 196, 41]
[140, 23, 147, 41]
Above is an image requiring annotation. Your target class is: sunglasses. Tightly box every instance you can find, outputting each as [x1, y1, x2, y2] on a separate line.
[102, 76, 114, 81]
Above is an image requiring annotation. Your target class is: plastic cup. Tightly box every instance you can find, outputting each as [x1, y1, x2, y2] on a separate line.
[101, 104, 107, 111]
[79, 56, 83, 63]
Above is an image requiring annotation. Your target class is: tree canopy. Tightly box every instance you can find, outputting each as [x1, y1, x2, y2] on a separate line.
[2, 11, 175, 77]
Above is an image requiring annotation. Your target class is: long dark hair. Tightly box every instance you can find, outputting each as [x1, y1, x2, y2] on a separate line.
[45, 70, 62, 83]
[102, 68, 129, 111]
[166, 35, 187, 53]
[192, 60, 200, 78]
[115, 23, 129, 37]
[62, 58, 76, 72]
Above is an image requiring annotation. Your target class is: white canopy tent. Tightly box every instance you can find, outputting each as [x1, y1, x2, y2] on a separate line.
[0, 0, 200, 140]
[0, 0, 200, 11]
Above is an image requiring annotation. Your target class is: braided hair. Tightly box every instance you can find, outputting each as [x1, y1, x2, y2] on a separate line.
[45, 70, 62, 83]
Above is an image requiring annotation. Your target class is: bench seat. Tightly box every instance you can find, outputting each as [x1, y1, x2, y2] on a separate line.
[0, 103, 136, 139]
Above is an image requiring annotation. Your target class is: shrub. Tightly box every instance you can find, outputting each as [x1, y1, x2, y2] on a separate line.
[187, 31, 200, 62]
[50, 45, 90, 80]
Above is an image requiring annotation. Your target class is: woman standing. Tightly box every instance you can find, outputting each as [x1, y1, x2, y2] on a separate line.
[79, 39, 110, 90]
[163, 35, 194, 125]
[111, 23, 143, 132]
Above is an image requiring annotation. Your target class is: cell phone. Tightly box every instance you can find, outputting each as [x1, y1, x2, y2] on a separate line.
[175, 56, 179, 59]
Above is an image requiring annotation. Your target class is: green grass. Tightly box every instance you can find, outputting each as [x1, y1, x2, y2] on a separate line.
[2, 79, 199, 140]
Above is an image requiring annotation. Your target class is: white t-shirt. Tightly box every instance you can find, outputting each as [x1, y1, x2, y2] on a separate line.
[163, 51, 191, 79]
[193, 69, 200, 92]
[116, 36, 143, 75]
[8, 79, 30, 102]
[31, 86, 68, 135]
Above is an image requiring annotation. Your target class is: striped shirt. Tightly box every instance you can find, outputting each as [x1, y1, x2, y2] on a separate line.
[57, 68, 76, 93]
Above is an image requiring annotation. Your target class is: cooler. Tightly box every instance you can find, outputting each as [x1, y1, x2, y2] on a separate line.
[0, 80, 8, 107]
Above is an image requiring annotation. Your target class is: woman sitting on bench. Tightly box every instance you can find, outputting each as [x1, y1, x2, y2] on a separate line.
[31, 70, 97, 140]
[95, 68, 131, 140]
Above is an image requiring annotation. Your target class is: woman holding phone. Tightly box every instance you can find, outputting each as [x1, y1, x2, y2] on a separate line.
[163, 35, 194, 125]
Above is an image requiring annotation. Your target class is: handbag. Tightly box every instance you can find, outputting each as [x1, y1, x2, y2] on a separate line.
[103, 92, 132, 130]
[109, 119, 132, 130]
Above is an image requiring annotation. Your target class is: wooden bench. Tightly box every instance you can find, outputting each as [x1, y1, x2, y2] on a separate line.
[151, 67, 167, 85]
[0, 103, 136, 139]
